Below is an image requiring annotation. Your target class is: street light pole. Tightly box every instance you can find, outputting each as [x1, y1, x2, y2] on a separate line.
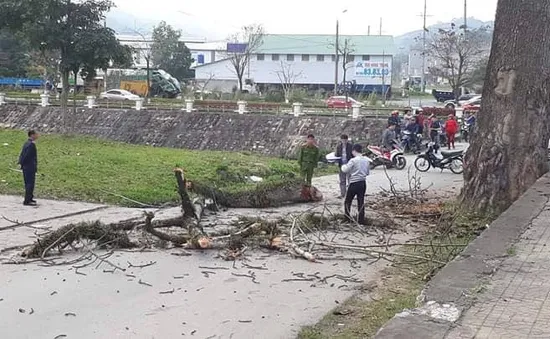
[464, 0, 468, 34]
[334, 20, 339, 95]
[421, 0, 427, 94]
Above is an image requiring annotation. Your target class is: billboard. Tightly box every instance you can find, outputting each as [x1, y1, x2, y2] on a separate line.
[226, 43, 248, 53]
[354, 61, 390, 78]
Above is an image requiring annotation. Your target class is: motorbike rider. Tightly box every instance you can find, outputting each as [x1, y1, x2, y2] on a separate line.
[404, 116, 421, 150]
[416, 109, 426, 136]
[381, 123, 397, 159]
[387, 111, 401, 140]
[429, 114, 443, 145]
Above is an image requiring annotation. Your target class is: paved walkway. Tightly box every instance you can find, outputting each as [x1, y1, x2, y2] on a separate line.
[446, 200, 550, 339]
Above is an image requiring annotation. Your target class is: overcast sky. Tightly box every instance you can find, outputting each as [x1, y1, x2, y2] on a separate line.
[112, 0, 498, 39]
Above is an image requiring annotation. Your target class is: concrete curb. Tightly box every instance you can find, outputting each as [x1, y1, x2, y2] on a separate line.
[375, 173, 550, 339]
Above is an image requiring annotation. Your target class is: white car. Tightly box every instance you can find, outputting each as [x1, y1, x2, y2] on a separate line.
[100, 89, 140, 101]
[444, 95, 481, 109]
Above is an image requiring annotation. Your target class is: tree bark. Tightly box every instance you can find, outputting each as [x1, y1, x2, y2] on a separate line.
[193, 179, 323, 208]
[461, 0, 550, 214]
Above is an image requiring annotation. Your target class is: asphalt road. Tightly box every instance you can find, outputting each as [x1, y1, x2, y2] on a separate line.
[0, 152, 465, 339]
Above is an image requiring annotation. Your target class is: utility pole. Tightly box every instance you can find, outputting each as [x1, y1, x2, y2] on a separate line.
[421, 0, 427, 94]
[379, 17, 382, 35]
[334, 20, 339, 95]
[368, 25, 370, 35]
[382, 50, 386, 105]
[464, 0, 468, 34]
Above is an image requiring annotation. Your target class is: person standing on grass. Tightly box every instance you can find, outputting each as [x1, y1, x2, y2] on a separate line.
[342, 144, 370, 225]
[298, 134, 320, 188]
[335, 134, 353, 198]
[445, 114, 459, 150]
[18, 130, 39, 206]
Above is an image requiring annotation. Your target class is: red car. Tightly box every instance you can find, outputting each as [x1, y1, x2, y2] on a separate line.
[326, 96, 362, 109]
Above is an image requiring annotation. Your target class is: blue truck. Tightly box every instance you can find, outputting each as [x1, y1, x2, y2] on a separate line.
[0, 77, 44, 90]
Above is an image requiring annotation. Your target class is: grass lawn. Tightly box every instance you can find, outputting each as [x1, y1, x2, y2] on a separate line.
[0, 129, 335, 206]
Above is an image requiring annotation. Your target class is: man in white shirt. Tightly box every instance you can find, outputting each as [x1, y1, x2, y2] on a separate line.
[341, 144, 370, 225]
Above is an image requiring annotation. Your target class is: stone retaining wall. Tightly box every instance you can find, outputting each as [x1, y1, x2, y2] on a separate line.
[0, 105, 388, 157]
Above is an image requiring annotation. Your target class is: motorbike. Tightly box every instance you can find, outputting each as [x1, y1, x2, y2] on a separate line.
[365, 140, 407, 170]
[414, 142, 464, 174]
[401, 130, 423, 154]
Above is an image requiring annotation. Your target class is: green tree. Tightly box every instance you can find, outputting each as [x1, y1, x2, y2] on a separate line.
[151, 21, 193, 81]
[0, 0, 129, 107]
[0, 29, 30, 77]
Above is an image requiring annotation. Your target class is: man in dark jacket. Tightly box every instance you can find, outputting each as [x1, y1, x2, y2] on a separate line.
[18, 130, 39, 206]
[387, 111, 401, 139]
[335, 134, 353, 198]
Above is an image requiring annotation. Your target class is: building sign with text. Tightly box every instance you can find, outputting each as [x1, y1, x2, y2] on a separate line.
[354, 61, 391, 78]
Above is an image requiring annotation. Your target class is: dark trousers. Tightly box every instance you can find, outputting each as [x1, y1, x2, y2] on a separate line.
[22, 168, 36, 203]
[345, 181, 366, 224]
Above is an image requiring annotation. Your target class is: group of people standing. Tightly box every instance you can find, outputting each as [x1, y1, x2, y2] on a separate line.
[387, 109, 473, 150]
[298, 134, 370, 225]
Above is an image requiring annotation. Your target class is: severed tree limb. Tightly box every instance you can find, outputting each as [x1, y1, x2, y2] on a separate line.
[143, 212, 190, 245]
[174, 168, 205, 235]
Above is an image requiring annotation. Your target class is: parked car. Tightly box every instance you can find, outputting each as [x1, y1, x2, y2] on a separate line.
[99, 89, 141, 101]
[444, 95, 481, 109]
[432, 89, 455, 102]
[326, 96, 362, 109]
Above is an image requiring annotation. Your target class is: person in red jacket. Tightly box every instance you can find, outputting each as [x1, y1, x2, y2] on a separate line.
[445, 114, 459, 150]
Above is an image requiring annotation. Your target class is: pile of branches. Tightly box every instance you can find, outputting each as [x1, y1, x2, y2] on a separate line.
[8, 166, 460, 272]
[17, 168, 320, 262]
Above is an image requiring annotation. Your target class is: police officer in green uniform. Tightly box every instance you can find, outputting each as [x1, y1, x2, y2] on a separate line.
[298, 134, 320, 187]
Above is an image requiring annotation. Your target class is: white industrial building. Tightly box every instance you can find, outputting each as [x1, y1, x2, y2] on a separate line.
[194, 34, 396, 94]
[116, 34, 226, 69]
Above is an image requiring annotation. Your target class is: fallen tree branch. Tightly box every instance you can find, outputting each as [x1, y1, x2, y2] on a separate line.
[25, 221, 135, 259]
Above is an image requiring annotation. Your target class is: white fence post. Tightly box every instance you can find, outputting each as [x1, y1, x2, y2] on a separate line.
[351, 103, 362, 119]
[86, 96, 96, 108]
[0, 93, 5, 106]
[135, 98, 144, 111]
[292, 102, 303, 117]
[236, 101, 248, 114]
[184, 99, 195, 113]
[40, 94, 50, 107]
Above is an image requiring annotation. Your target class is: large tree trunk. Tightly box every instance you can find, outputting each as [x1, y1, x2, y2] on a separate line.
[461, 0, 550, 214]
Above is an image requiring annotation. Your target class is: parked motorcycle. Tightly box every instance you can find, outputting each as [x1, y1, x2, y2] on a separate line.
[414, 142, 464, 174]
[401, 130, 423, 154]
[365, 140, 407, 170]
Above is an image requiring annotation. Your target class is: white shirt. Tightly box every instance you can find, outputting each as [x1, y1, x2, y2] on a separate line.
[342, 155, 370, 184]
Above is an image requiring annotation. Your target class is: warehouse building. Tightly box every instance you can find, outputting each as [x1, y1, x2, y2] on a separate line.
[116, 34, 225, 69]
[194, 34, 396, 94]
